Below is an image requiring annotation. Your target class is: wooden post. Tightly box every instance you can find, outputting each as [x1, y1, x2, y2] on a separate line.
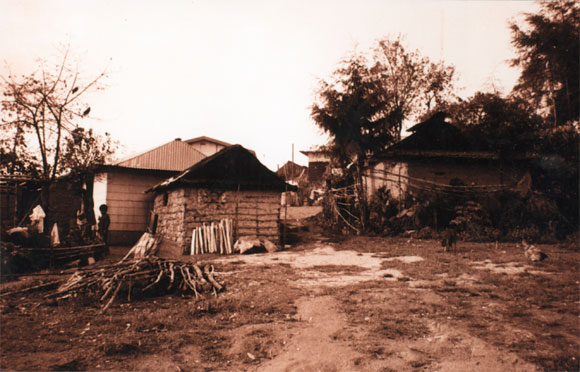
[235, 184, 240, 242]
[13, 182, 18, 227]
[398, 165, 403, 213]
[255, 198, 259, 238]
[283, 182, 288, 247]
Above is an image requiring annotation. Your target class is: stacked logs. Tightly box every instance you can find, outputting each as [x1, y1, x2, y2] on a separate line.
[191, 219, 233, 255]
[47, 257, 224, 312]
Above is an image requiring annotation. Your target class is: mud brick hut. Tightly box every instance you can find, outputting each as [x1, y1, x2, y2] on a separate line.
[148, 145, 295, 254]
[364, 112, 532, 199]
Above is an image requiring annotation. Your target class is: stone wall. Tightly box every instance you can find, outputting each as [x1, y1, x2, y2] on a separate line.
[153, 188, 186, 248]
[154, 188, 281, 254]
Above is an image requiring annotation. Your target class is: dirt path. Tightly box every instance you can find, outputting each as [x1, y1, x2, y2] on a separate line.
[255, 296, 362, 372]
[229, 244, 542, 372]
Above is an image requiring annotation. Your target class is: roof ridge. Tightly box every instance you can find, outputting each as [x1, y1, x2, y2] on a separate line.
[183, 136, 232, 147]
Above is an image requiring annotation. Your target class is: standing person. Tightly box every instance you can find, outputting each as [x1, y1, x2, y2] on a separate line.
[98, 204, 110, 253]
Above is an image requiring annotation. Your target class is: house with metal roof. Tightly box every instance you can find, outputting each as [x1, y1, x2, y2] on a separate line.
[184, 136, 256, 157]
[183, 136, 233, 157]
[93, 138, 207, 245]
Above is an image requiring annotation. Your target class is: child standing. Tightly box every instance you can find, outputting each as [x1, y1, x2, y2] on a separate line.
[98, 204, 110, 252]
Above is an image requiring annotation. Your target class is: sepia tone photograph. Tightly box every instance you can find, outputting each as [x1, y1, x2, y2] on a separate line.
[0, 1, 578, 371]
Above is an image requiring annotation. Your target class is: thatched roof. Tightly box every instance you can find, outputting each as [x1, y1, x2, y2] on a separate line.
[376, 113, 535, 162]
[147, 145, 296, 192]
[390, 112, 473, 153]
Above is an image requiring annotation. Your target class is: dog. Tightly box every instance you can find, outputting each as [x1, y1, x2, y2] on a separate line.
[441, 229, 457, 253]
[522, 240, 548, 262]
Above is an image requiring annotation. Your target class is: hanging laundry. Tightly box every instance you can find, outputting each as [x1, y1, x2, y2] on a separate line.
[50, 223, 60, 247]
[30, 205, 46, 233]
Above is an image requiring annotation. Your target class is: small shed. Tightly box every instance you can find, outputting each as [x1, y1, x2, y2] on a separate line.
[148, 145, 295, 254]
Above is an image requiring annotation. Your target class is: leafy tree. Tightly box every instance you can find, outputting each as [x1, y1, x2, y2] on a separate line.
[1, 51, 114, 227]
[312, 38, 456, 168]
[312, 53, 395, 168]
[510, 0, 580, 125]
[372, 37, 456, 139]
[61, 127, 116, 226]
[311, 38, 456, 231]
[437, 92, 543, 153]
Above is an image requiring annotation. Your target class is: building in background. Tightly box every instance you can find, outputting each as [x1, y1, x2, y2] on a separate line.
[276, 161, 307, 184]
[300, 147, 331, 186]
[364, 114, 531, 199]
[184, 136, 232, 157]
[93, 138, 206, 245]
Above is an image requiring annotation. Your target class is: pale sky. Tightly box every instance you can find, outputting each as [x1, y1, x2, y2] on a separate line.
[0, 0, 539, 170]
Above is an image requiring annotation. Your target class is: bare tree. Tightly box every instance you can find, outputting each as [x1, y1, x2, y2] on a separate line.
[1, 49, 112, 226]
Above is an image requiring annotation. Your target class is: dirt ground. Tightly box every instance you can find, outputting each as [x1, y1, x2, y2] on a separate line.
[1, 207, 579, 372]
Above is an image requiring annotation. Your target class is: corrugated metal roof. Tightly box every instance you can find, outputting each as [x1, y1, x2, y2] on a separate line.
[117, 139, 207, 171]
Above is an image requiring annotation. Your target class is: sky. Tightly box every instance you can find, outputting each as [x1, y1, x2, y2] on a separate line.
[0, 0, 539, 170]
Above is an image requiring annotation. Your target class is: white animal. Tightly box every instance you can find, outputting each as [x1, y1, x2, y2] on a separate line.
[522, 240, 548, 262]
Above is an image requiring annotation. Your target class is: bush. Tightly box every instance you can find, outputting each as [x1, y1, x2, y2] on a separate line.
[365, 186, 573, 242]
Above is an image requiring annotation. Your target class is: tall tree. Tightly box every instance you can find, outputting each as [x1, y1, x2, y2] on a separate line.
[60, 127, 116, 226]
[372, 37, 456, 139]
[312, 53, 397, 168]
[510, 0, 580, 125]
[311, 53, 391, 230]
[1, 50, 113, 226]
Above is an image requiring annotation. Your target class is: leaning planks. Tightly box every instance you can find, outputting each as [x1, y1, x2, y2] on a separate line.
[190, 218, 233, 255]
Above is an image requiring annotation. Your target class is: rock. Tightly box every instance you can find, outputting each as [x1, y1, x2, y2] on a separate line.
[261, 238, 279, 253]
[233, 236, 279, 254]
[234, 236, 262, 254]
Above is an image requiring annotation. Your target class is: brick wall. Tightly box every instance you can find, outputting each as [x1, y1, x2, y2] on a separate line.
[154, 188, 281, 254]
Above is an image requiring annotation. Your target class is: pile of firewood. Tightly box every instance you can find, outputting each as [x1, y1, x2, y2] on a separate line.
[46, 257, 224, 312]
